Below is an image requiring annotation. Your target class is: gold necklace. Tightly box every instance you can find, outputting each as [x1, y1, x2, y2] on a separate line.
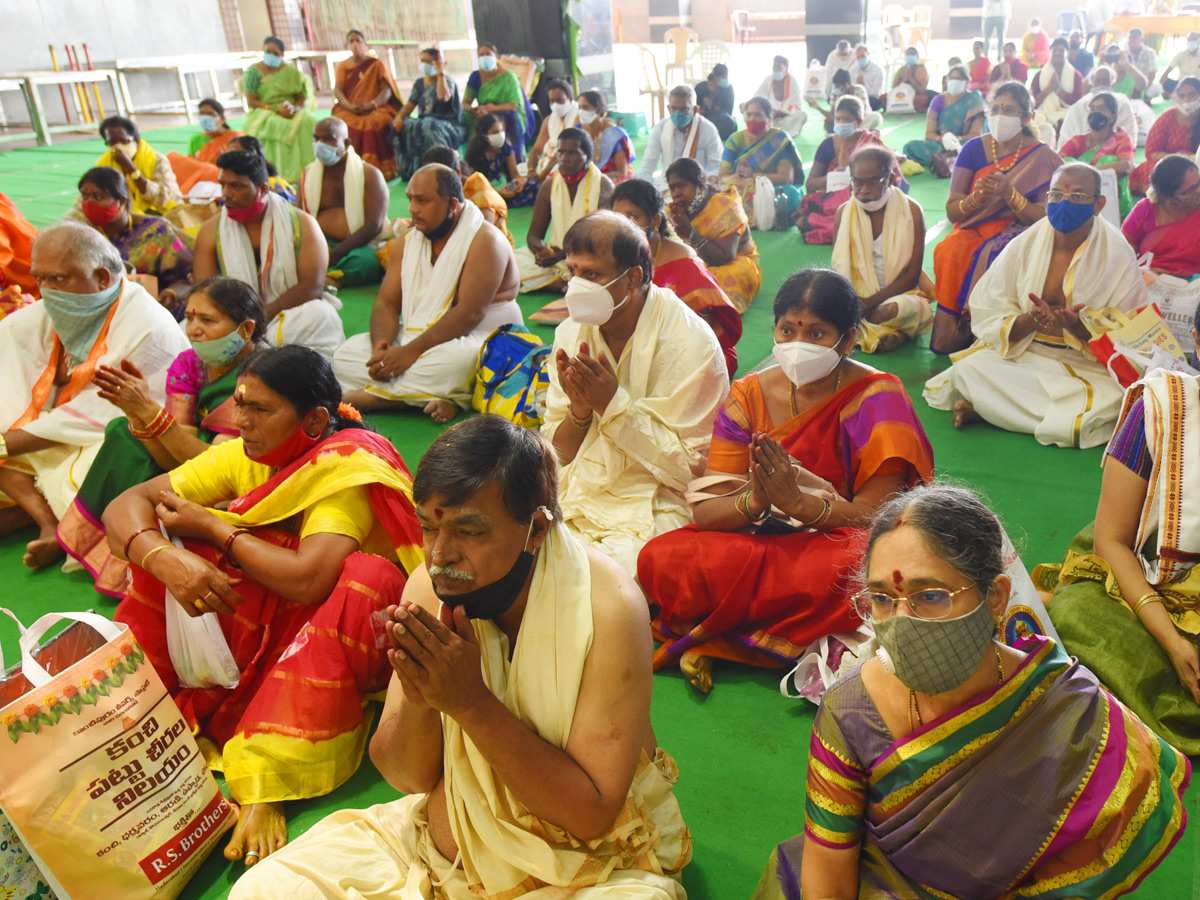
[908, 644, 1004, 732]
[988, 134, 1023, 172]
[789, 358, 843, 416]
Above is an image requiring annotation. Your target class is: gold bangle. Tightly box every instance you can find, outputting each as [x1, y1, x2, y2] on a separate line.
[1132, 590, 1164, 615]
[805, 497, 833, 528]
[140, 543, 172, 570]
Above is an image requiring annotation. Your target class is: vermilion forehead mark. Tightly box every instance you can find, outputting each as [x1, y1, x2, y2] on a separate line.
[892, 570, 904, 588]
[433, 507, 443, 520]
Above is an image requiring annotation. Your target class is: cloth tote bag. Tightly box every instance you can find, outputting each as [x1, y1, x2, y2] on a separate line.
[0, 609, 233, 900]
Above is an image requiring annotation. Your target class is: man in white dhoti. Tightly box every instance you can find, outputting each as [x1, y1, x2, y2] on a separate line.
[0, 223, 186, 568]
[832, 147, 933, 353]
[755, 56, 809, 136]
[637, 85, 724, 189]
[299, 117, 389, 287]
[545, 211, 728, 576]
[193, 151, 345, 358]
[1030, 39, 1084, 127]
[516, 128, 614, 293]
[333, 165, 520, 424]
[229, 415, 692, 900]
[924, 163, 1147, 448]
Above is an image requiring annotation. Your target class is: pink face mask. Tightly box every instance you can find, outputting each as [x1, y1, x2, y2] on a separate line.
[226, 192, 267, 223]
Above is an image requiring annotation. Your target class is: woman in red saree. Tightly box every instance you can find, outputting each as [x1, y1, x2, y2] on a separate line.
[106, 345, 422, 868]
[638, 268, 933, 692]
[1122, 154, 1200, 277]
[931, 81, 1060, 353]
[332, 31, 401, 180]
[1129, 77, 1200, 196]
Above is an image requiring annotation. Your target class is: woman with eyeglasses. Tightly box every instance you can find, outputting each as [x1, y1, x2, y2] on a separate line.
[753, 484, 1189, 900]
[1058, 91, 1135, 218]
[830, 147, 933, 353]
[930, 81, 1061, 354]
[1121, 154, 1200, 277]
[638, 268, 933, 692]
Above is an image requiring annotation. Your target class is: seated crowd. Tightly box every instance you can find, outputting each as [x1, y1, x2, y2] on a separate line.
[1, 22, 1198, 900]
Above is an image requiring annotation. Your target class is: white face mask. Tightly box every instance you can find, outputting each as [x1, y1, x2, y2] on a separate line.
[1031, 24, 1042, 34]
[564, 268, 630, 325]
[1190, 39, 1200, 52]
[859, 185, 893, 212]
[486, 132, 506, 148]
[1178, 98, 1200, 116]
[578, 108, 598, 125]
[946, 78, 967, 95]
[772, 340, 842, 387]
[551, 100, 573, 119]
[988, 113, 1024, 142]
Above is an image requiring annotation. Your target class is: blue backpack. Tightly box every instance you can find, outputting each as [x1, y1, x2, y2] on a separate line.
[471, 324, 551, 428]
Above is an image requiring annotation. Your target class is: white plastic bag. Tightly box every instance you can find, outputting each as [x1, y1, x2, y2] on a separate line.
[804, 60, 826, 99]
[161, 535, 239, 690]
[886, 82, 916, 114]
[825, 168, 852, 192]
[752, 176, 777, 230]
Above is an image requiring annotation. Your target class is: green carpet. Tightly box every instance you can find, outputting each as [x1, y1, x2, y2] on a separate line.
[0, 113, 1195, 899]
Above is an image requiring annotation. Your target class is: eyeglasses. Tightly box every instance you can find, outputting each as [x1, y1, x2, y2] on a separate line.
[851, 584, 975, 621]
[850, 175, 888, 188]
[1046, 190, 1099, 203]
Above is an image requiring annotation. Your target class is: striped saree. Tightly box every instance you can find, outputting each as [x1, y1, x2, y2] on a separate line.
[756, 636, 1191, 900]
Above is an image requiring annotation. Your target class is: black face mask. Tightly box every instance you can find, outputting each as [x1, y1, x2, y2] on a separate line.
[422, 204, 458, 242]
[1088, 111, 1110, 131]
[433, 549, 536, 619]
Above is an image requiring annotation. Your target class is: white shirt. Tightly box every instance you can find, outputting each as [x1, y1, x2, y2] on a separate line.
[636, 115, 724, 185]
[824, 50, 855, 80]
[754, 73, 804, 113]
[853, 61, 885, 98]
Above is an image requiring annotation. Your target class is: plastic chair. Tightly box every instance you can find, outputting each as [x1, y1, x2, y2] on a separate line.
[664, 27, 698, 85]
[637, 45, 668, 124]
[882, 4, 907, 48]
[905, 6, 932, 55]
[691, 39, 731, 81]
[730, 9, 757, 45]
[1055, 11, 1085, 35]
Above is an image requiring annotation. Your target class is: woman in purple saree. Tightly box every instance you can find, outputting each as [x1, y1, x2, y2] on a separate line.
[754, 485, 1190, 900]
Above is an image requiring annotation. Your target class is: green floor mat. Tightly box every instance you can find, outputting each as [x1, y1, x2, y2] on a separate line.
[0, 112, 1194, 900]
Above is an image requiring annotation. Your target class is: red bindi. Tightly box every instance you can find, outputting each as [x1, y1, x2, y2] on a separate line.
[433, 508, 443, 520]
[892, 570, 904, 589]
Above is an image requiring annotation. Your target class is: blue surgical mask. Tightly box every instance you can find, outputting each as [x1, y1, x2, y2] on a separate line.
[313, 141, 343, 166]
[772, 70, 785, 82]
[192, 328, 247, 367]
[198, 114, 219, 133]
[479, 55, 498, 72]
[670, 110, 693, 129]
[833, 122, 856, 138]
[906, 53, 919, 65]
[720, 79, 731, 88]
[41, 281, 123, 363]
[263, 52, 282, 68]
[1045, 198, 1096, 233]
[419, 62, 437, 78]
[858, 57, 870, 68]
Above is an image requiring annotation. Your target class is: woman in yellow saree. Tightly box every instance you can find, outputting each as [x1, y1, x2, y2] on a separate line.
[241, 36, 320, 183]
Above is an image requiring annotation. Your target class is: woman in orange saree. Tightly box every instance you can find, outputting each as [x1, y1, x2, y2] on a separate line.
[332, 31, 401, 180]
[107, 346, 423, 866]
[638, 269, 933, 692]
[931, 82, 1060, 353]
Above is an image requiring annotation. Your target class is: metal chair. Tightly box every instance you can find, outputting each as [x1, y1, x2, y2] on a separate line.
[730, 9, 757, 45]
[664, 27, 698, 86]
[691, 39, 731, 82]
[637, 44, 668, 124]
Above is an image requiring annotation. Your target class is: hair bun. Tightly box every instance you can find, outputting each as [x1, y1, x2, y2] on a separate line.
[338, 402, 363, 422]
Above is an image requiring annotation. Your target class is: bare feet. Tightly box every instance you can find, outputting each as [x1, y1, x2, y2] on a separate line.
[223, 800, 287, 867]
[680, 652, 713, 693]
[423, 399, 458, 424]
[952, 399, 981, 429]
[0, 506, 32, 539]
[23, 528, 64, 569]
[873, 332, 907, 354]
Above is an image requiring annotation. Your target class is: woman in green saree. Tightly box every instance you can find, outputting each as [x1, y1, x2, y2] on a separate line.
[462, 43, 534, 162]
[902, 64, 985, 167]
[241, 36, 320, 182]
[719, 95, 805, 228]
[57, 277, 266, 596]
[1058, 92, 1135, 218]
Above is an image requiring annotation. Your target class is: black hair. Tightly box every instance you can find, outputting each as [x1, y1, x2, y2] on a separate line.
[263, 35, 285, 54]
[563, 210, 655, 288]
[465, 113, 502, 174]
[188, 276, 267, 342]
[198, 97, 225, 116]
[1150, 153, 1199, 200]
[774, 55, 789, 68]
[422, 163, 465, 202]
[421, 46, 441, 59]
[227, 135, 278, 178]
[1090, 91, 1119, 119]
[835, 96, 864, 120]
[580, 89, 606, 115]
[99, 115, 138, 143]
[947, 64, 969, 82]
[611, 178, 670, 238]
[421, 144, 461, 172]
[78, 166, 130, 206]
[992, 81, 1036, 137]
[832, 69, 851, 85]
[240, 345, 366, 432]
[1179, 76, 1200, 150]
[773, 267, 862, 336]
[216, 150, 270, 187]
[346, 29, 366, 43]
[711, 63, 729, 79]
[557, 126, 594, 160]
[1053, 161, 1102, 196]
[545, 77, 574, 99]
[864, 484, 1005, 600]
[665, 156, 706, 187]
[744, 94, 773, 117]
[413, 414, 561, 522]
[1050, 37, 1069, 51]
[478, 42, 499, 55]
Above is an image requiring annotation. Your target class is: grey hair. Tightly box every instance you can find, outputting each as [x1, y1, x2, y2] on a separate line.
[36, 221, 123, 277]
[1052, 161, 1102, 196]
[860, 484, 1006, 598]
[669, 83, 696, 106]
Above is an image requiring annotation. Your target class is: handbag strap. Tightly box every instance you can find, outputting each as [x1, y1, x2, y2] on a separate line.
[0, 606, 28, 675]
[19, 611, 124, 689]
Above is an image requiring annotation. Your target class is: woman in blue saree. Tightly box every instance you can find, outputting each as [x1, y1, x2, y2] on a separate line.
[902, 64, 985, 167]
